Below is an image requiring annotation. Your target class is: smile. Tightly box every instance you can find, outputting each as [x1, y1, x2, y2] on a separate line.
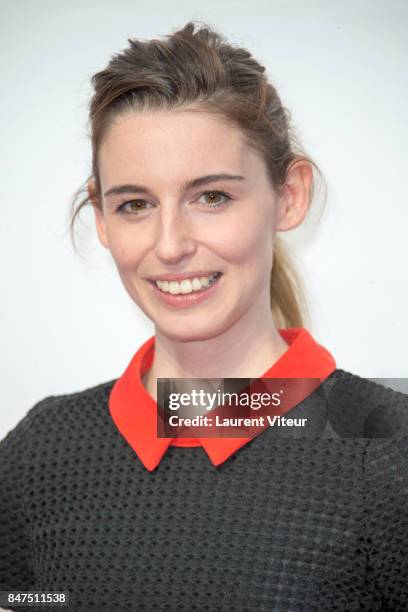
[154, 272, 222, 295]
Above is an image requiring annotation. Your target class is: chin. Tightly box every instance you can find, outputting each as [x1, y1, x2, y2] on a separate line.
[155, 318, 226, 343]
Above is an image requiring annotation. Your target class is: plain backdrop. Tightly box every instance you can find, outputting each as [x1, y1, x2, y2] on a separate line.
[1, 0, 407, 440]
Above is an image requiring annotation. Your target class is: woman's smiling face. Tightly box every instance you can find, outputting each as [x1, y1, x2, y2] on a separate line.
[91, 109, 293, 341]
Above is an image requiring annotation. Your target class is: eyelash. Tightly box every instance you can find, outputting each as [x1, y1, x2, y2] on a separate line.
[114, 190, 233, 215]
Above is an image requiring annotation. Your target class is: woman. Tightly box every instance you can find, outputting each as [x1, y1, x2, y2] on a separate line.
[0, 21, 407, 612]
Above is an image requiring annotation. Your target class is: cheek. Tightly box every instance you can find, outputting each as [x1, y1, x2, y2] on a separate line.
[211, 213, 273, 301]
[107, 225, 148, 270]
[209, 213, 272, 268]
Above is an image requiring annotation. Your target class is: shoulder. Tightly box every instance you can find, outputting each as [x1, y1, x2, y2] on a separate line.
[325, 368, 407, 400]
[322, 368, 408, 438]
[0, 378, 118, 451]
[324, 368, 408, 409]
[322, 371, 408, 498]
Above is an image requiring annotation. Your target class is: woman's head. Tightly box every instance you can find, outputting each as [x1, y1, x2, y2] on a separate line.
[70, 21, 322, 337]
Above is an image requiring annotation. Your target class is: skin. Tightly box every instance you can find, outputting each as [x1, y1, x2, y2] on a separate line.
[88, 109, 312, 400]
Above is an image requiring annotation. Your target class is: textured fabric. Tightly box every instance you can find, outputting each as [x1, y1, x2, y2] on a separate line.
[1, 370, 407, 611]
[110, 327, 337, 470]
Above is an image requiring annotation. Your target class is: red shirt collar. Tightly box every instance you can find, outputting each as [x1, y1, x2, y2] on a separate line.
[109, 327, 337, 472]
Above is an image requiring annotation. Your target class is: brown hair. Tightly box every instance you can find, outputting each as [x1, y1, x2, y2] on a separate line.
[69, 20, 325, 329]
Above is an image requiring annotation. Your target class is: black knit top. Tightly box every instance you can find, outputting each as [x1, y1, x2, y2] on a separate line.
[1, 366, 408, 611]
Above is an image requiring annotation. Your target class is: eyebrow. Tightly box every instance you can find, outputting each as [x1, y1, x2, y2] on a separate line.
[103, 173, 246, 198]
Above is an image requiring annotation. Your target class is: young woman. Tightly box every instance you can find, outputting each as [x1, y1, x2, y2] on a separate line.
[1, 21, 407, 612]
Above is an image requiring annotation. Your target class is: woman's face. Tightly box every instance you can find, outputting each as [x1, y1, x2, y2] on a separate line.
[93, 109, 296, 341]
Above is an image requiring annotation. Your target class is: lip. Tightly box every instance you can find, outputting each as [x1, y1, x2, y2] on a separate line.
[148, 273, 223, 308]
[148, 270, 221, 282]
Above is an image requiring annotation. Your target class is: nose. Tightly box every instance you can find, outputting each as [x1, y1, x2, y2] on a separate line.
[154, 206, 197, 265]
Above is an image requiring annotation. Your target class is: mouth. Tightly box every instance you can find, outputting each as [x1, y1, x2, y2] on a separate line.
[150, 272, 222, 295]
[147, 272, 223, 308]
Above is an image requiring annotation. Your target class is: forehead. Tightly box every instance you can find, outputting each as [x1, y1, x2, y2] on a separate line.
[98, 109, 265, 186]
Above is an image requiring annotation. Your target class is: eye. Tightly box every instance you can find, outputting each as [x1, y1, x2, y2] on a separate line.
[115, 200, 155, 215]
[196, 190, 232, 209]
[114, 190, 232, 216]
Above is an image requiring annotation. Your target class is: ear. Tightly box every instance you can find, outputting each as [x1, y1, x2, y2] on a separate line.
[275, 160, 313, 231]
[88, 178, 110, 249]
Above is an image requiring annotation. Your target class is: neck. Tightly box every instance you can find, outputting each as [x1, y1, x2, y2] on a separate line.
[142, 299, 291, 401]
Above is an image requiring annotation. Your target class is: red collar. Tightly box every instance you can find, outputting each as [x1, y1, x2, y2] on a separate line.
[109, 328, 336, 472]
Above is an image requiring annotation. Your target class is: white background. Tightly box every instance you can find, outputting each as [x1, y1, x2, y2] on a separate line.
[1, 0, 407, 439]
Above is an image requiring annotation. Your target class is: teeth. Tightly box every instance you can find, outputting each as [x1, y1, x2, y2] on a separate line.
[155, 273, 219, 294]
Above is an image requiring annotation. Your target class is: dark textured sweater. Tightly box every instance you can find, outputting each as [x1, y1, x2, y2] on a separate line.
[1, 369, 408, 611]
